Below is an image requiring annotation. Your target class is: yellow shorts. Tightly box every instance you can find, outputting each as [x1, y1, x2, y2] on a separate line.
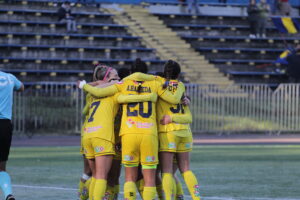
[122, 134, 158, 166]
[83, 137, 115, 159]
[159, 132, 193, 153]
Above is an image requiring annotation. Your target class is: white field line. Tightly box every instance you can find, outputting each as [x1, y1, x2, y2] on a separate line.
[13, 184, 77, 191]
[12, 184, 300, 200]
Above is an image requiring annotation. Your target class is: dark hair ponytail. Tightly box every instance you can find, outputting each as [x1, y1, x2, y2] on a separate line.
[163, 60, 181, 89]
[131, 58, 148, 74]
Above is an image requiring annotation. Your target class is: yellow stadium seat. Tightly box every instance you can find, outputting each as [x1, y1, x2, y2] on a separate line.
[35, 60, 42, 64]
[50, 72, 57, 76]
[20, 72, 27, 76]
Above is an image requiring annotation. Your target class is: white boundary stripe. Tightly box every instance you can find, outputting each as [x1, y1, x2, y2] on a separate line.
[12, 184, 300, 200]
[12, 184, 77, 191]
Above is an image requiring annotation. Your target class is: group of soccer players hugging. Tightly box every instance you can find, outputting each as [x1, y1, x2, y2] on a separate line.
[76, 58, 201, 200]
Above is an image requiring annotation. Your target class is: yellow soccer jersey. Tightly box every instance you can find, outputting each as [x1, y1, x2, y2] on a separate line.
[83, 73, 185, 136]
[83, 94, 119, 143]
[156, 79, 192, 134]
[81, 93, 93, 136]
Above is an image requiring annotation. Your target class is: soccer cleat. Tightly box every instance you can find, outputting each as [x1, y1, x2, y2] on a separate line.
[6, 194, 15, 200]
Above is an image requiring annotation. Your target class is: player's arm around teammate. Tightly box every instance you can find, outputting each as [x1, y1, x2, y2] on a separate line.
[77, 66, 157, 200]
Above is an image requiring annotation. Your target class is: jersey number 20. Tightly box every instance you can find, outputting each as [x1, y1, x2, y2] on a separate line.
[127, 102, 152, 118]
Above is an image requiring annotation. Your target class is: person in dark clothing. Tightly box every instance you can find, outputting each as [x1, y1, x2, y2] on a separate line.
[247, 0, 260, 38]
[257, 0, 270, 38]
[57, 1, 77, 33]
[286, 45, 300, 82]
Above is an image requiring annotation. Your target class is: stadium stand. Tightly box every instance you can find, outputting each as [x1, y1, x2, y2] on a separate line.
[109, 5, 233, 84]
[154, 12, 293, 83]
[0, 0, 298, 84]
[0, 1, 165, 82]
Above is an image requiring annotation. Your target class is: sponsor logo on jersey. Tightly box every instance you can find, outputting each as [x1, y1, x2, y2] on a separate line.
[124, 155, 134, 161]
[85, 126, 103, 133]
[168, 142, 176, 149]
[146, 156, 155, 162]
[126, 118, 135, 128]
[126, 119, 153, 129]
[95, 146, 104, 153]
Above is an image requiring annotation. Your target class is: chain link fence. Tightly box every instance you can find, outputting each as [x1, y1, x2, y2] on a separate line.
[13, 83, 300, 136]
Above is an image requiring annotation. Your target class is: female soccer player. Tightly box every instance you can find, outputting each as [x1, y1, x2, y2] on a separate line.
[78, 93, 92, 200]
[158, 61, 201, 200]
[78, 62, 185, 200]
[127, 60, 200, 200]
[78, 64, 156, 200]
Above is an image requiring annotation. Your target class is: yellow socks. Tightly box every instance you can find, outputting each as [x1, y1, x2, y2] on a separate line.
[78, 179, 85, 199]
[124, 181, 137, 200]
[113, 184, 120, 200]
[162, 173, 174, 200]
[104, 185, 115, 200]
[89, 177, 96, 200]
[176, 180, 184, 200]
[93, 179, 107, 200]
[136, 179, 144, 198]
[143, 187, 157, 200]
[182, 171, 201, 200]
[156, 184, 164, 200]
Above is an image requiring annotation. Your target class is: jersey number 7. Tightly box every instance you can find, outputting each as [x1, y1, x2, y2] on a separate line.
[88, 101, 100, 122]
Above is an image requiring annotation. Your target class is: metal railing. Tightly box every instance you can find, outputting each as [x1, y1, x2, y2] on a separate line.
[13, 83, 300, 136]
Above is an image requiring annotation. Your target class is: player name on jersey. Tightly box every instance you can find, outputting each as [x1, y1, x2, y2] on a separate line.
[126, 85, 152, 93]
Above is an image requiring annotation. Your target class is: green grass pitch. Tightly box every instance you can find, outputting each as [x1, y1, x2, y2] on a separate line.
[2, 145, 300, 200]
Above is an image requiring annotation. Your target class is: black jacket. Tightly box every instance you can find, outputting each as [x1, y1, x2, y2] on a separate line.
[57, 7, 73, 21]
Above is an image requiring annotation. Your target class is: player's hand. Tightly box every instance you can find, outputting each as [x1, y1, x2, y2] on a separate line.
[160, 115, 172, 125]
[77, 80, 86, 89]
[182, 96, 190, 106]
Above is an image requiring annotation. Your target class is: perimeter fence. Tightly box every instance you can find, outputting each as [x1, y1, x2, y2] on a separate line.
[13, 82, 300, 136]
